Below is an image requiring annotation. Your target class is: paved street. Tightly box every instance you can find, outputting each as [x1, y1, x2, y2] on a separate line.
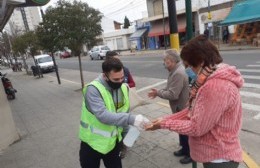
[1, 49, 260, 168]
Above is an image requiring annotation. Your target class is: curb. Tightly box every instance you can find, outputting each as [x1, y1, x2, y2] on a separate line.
[120, 47, 260, 56]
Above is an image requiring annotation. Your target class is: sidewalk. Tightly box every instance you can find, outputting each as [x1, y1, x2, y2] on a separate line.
[119, 43, 260, 56]
[0, 69, 248, 168]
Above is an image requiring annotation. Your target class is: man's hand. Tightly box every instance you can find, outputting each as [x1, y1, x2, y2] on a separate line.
[145, 117, 163, 131]
[148, 88, 158, 99]
[133, 115, 151, 130]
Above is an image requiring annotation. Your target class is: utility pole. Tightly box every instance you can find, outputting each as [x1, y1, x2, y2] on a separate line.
[167, 0, 179, 50]
[162, 0, 166, 50]
[185, 0, 197, 167]
[51, 52, 61, 84]
[20, 7, 29, 32]
[185, 0, 193, 41]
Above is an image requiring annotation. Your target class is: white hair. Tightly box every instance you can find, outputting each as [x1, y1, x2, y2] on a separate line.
[164, 49, 180, 63]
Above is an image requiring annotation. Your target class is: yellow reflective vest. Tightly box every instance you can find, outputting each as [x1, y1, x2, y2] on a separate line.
[79, 80, 129, 154]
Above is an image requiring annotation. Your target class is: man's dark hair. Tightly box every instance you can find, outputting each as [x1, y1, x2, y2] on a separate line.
[106, 51, 119, 60]
[180, 35, 223, 67]
[102, 57, 123, 73]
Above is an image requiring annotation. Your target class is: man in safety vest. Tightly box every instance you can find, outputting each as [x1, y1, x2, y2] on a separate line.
[79, 57, 149, 168]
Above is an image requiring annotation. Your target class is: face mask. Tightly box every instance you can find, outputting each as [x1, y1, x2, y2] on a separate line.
[185, 67, 197, 81]
[106, 75, 123, 90]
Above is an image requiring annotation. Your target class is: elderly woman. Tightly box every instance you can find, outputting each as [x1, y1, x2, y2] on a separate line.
[146, 35, 244, 168]
[148, 49, 191, 164]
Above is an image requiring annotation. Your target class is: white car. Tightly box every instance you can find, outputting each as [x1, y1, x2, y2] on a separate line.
[89, 45, 110, 60]
[34, 54, 55, 72]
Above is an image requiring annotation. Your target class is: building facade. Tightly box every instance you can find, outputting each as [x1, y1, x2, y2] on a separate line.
[103, 28, 135, 51]
[143, 0, 235, 49]
[6, 7, 41, 34]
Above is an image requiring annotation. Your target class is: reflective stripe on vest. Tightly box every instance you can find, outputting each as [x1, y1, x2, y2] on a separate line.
[80, 121, 118, 138]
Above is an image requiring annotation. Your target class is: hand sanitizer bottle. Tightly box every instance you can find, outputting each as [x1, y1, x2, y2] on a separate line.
[123, 126, 140, 147]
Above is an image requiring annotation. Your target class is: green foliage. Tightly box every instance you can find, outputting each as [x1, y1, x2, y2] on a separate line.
[123, 16, 130, 29]
[36, 0, 103, 56]
[11, 31, 40, 57]
[0, 32, 12, 58]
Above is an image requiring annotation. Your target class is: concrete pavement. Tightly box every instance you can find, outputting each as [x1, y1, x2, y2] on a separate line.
[0, 68, 250, 168]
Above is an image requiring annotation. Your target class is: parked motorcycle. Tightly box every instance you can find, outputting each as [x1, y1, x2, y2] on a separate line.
[0, 72, 17, 100]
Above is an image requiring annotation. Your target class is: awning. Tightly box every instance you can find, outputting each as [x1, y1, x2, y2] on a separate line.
[148, 18, 186, 37]
[129, 28, 147, 40]
[220, 0, 260, 26]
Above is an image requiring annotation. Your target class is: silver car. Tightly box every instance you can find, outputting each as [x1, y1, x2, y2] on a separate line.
[90, 45, 110, 60]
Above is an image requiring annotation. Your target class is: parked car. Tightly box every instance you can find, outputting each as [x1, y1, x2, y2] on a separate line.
[89, 45, 110, 60]
[60, 51, 71, 59]
[32, 54, 55, 73]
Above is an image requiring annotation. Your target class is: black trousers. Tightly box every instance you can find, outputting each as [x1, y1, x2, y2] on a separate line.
[179, 134, 190, 156]
[203, 161, 239, 168]
[79, 141, 122, 168]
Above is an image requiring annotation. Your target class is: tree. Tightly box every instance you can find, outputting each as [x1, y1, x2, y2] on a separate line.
[37, 0, 103, 56]
[13, 31, 41, 63]
[0, 32, 13, 67]
[123, 16, 131, 29]
[12, 31, 41, 74]
[36, 0, 103, 88]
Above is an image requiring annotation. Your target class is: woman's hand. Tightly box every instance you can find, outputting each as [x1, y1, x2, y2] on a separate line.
[145, 117, 163, 131]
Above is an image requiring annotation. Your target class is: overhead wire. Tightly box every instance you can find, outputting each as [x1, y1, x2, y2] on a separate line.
[105, 0, 145, 17]
[99, 0, 127, 11]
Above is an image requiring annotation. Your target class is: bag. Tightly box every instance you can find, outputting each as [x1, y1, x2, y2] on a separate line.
[129, 87, 149, 111]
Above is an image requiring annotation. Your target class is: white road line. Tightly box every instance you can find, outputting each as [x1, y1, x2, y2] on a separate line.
[254, 113, 260, 120]
[45, 74, 167, 93]
[237, 103, 260, 120]
[242, 103, 260, 120]
[239, 69, 260, 73]
[243, 83, 260, 89]
[246, 65, 260, 67]
[240, 91, 260, 99]
[243, 75, 260, 80]
[137, 80, 167, 93]
[45, 75, 81, 85]
[242, 103, 260, 112]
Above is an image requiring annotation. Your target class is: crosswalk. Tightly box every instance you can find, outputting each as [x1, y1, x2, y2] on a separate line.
[239, 64, 260, 120]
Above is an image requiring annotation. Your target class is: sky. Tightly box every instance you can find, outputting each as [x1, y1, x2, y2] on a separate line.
[42, 0, 147, 23]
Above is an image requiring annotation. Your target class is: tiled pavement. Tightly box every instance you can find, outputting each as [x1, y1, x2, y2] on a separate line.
[0, 69, 248, 168]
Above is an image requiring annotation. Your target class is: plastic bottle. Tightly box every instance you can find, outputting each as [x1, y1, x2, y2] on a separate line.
[123, 126, 140, 147]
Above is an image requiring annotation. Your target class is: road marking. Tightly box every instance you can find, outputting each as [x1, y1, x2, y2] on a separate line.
[156, 101, 170, 108]
[45, 74, 167, 93]
[239, 69, 260, 73]
[246, 65, 260, 67]
[240, 91, 260, 99]
[137, 80, 167, 93]
[254, 113, 260, 120]
[243, 75, 260, 80]
[45, 75, 81, 85]
[242, 103, 260, 119]
[243, 151, 260, 168]
[243, 83, 260, 89]
[122, 60, 163, 63]
[242, 102, 260, 112]
[45, 75, 260, 120]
